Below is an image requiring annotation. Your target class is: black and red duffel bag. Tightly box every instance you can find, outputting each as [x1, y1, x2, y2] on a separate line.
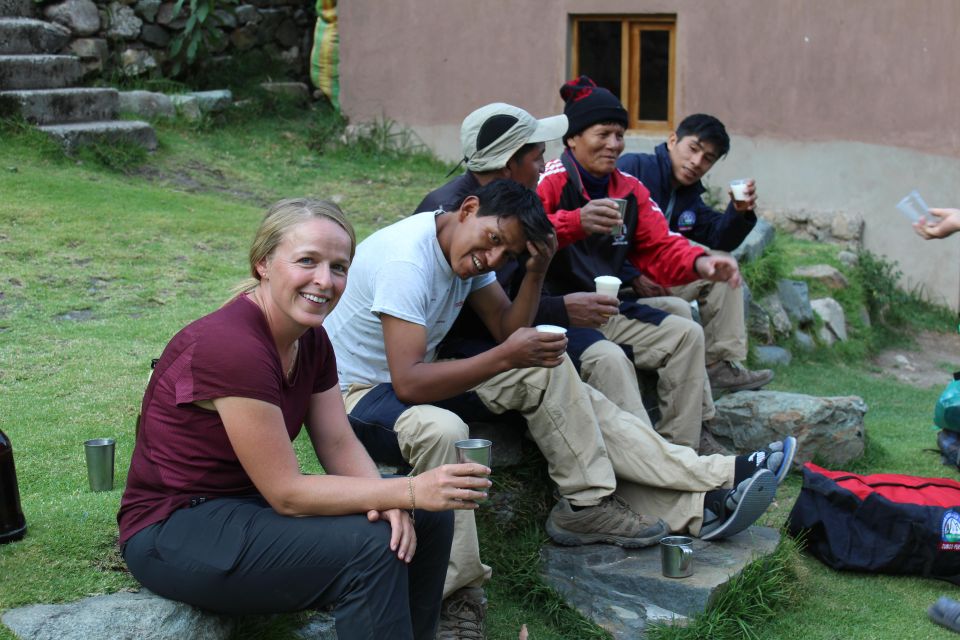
[787, 462, 960, 584]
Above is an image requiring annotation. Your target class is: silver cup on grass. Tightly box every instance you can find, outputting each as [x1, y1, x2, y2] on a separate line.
[84, 438, 115, 492]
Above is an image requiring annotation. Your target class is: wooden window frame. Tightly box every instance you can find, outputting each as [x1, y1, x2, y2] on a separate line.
[570, 15, 676, 133]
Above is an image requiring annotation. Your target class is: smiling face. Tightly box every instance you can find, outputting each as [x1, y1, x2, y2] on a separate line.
[255, 217, 352, 333]
[448, 198, 528, 279]
[667, 133, 720, 187]
[504, 142, 547, 190]
[566, 123, 626, 178]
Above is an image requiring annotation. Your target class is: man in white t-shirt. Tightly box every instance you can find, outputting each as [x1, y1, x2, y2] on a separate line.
[325, 179, 792, 639]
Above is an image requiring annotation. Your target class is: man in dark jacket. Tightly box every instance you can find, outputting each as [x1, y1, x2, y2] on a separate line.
[617, 114, 773, 393]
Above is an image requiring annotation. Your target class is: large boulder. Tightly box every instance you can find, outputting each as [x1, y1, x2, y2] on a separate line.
[710, 390, 866, 467]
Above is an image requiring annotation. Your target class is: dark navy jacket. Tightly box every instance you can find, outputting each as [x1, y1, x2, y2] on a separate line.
[617, 143, 756, 253]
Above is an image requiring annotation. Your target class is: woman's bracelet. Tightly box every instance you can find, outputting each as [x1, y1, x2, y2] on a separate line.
[407, 476, 416, 524]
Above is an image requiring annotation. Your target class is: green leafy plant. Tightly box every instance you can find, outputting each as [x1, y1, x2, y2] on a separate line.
[168, 0, 238, 78]
[855, 250, 910, 326]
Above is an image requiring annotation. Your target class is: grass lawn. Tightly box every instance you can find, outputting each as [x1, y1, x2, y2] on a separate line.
[2, 104, 959, 640]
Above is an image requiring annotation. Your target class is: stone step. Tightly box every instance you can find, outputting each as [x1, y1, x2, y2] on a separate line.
[0, 18, 70, 54]
[541, 526, 780, 639]
[38, 119, 158, 152]
[0, 54, 82, 90]
[0, 87, 119, 124]
[0, 0, 34, 19]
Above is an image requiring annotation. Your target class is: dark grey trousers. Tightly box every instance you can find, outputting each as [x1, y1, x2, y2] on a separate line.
[123, 495, 453, 640]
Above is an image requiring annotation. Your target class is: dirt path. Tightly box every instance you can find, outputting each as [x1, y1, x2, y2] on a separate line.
[872, 330, 960, 389]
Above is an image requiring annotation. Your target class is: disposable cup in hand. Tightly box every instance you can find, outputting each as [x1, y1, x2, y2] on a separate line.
[535, 324, 567, 334]
[84, 438, 115, 492]
[594, 275, 622, 299]
[896, 190, 929, 223]
[730, 179, 749, 202]
[455, 439, 492, 502]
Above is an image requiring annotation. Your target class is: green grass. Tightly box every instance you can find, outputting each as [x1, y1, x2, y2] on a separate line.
[2, 104, 960, 639]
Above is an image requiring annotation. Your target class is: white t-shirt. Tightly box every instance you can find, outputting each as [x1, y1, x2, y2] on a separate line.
[325, 211, 496, 390]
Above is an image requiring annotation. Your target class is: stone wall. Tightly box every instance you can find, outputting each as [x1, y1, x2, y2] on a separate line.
[38, 0, 314, 81]
[757, 209, 864, 250]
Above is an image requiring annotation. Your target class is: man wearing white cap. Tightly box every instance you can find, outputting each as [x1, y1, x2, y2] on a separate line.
[420, 104, 658, 452]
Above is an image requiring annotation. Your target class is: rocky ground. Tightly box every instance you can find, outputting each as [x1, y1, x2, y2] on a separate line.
[871, 329, 960, 389]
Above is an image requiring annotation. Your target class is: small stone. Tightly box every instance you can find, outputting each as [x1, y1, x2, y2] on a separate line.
[106, 1, 142, 39]
[134, 0, 161, 22]
[838, 250, 858, 267]
[754, 345, 792, 367]
[791, 264, 849, 289]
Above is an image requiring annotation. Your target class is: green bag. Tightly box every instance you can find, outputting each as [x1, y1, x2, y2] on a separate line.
[935, 372, 960, 433]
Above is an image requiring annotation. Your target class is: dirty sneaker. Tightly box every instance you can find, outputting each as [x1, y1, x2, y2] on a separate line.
[734, 436, 797, 485]
[545, 495, 668, 548]
[700, 468, 777, 541]
[707, 361, 774, 393]
[436, 587, 486, 640]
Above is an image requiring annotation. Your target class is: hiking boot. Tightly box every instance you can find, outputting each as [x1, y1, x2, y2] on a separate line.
[698, 423, 732, 456]
[436, 587, 486, 640]
[700, 468, 777, 541]
[707, 361, 774, 393]
[545, 495, 668, 548]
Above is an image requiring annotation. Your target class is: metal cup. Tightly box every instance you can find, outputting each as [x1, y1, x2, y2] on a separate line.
[660, 535, 694, 578]
[84, 438, 115, 492]
[455, 439, 491, 503]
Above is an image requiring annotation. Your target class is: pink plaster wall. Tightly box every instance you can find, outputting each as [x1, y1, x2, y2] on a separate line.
[340, 0, 960, 158]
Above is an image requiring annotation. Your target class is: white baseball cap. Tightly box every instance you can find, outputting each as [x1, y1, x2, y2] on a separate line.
[459, 103, 567, 172]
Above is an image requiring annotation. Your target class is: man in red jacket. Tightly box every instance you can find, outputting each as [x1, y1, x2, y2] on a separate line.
[537, 76, 743, 452]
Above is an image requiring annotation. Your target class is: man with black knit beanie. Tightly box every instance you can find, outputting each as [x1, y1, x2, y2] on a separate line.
[537, 76, 719, 454]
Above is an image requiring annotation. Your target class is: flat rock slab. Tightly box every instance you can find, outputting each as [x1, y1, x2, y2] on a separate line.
[541, 526, 780, 639]
[1, 590, 235, 640]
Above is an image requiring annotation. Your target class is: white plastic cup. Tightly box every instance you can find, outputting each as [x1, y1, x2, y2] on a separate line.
[730, 179, 749, 202]
[896, 190, 929, 223]
[594, 275, 622, 299]
[535, 324, 567, 334]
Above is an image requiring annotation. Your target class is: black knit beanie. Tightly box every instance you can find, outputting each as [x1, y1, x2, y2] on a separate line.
[559, 75, 628, 140]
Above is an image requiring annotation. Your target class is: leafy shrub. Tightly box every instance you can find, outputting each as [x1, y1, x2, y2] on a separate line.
[855, 250, 910, 326]
[168, 0, 238, 78]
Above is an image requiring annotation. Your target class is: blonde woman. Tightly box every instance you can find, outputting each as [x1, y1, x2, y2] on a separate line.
[118, 199, 489, 640]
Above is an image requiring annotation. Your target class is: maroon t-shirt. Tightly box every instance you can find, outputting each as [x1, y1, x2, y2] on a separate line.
[117, 295, 339, 545]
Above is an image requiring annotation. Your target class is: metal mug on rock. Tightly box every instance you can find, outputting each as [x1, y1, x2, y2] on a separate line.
[660, 535, 694, 578]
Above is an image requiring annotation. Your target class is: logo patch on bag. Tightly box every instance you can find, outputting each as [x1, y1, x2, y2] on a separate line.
[677, 210, 696, 231]
[941, 510, 960, 550]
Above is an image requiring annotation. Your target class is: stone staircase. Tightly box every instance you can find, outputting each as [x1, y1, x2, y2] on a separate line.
[0, 0, 156, 151]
